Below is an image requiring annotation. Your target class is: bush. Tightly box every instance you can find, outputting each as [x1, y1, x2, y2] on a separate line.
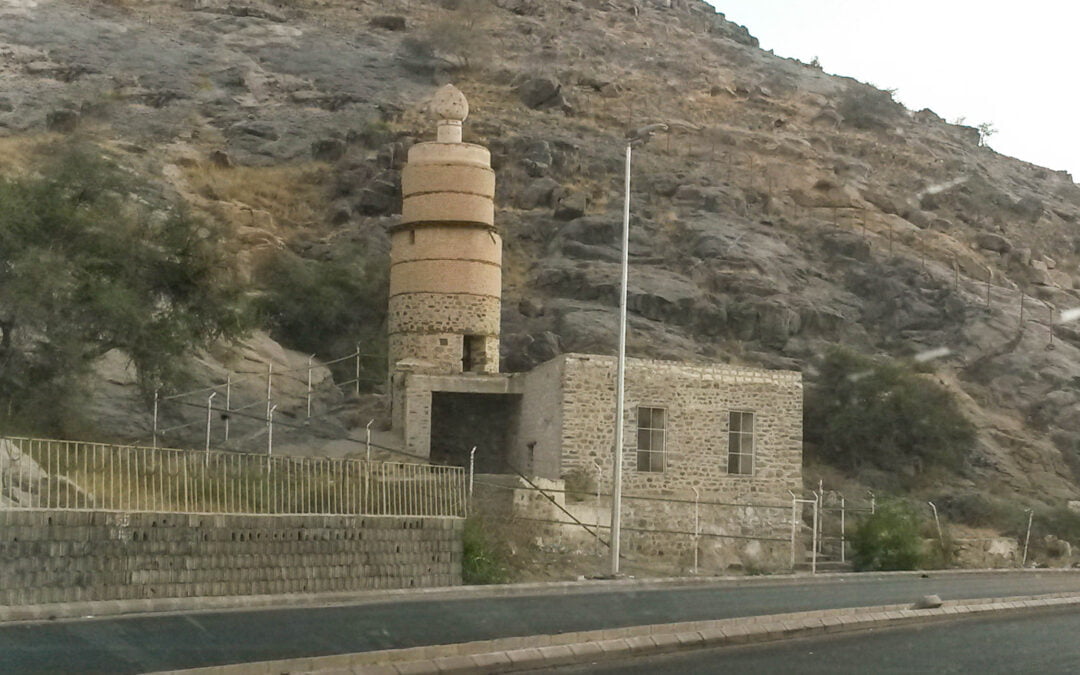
[462, 515, 510, 584]
[255, 245, 388, 388]
[804, 348, 976, 475]
[851, 501, 924, 571]
[837, 83, 904, 130]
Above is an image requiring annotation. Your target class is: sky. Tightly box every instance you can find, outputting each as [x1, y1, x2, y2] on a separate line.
[706, 1, 1080, 181]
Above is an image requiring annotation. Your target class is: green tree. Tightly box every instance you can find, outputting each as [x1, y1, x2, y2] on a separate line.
[0, 144, 249, 434]
[805, 348, 975, 473]
[255, 244, 388, 388]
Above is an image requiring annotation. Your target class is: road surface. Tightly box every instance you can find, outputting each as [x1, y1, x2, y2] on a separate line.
[555, 606, 1080, 673]
[2, 572, 1080, 673]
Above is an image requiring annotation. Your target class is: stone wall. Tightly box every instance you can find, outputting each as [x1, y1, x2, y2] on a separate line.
[509, 357, 564, 479]
[0, 510, 462, 606]
[556, 354, 802, 502]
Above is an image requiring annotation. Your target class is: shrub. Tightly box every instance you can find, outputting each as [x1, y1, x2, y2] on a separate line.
[255, 245, 388, 388]
[850, 501, 923, 571]
[837, 83, 904, 130]
[804, 348, 976, 475]
[462, 515, 510, 584]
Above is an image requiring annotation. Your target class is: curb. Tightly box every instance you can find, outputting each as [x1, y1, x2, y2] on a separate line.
[3, 567, 1077, 624]
[154, 592, 1080, 674]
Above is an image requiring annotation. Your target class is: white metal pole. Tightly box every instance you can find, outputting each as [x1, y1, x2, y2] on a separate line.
[928, 501, 944, 553]
[840, 494, 846, 564]
[265, 363, 273, 426]
[609, 141, 632, 577]
[790, 493, 798, 571]
[205, 392, 217, 453]
[355, 343, 361, 396]
[152, 388, 159, 449]
[595, 460, 602, 558]
[366, 419, 374, 461]
[268, 404, 278, 456]
[1022, 509, 1034, 567]
[224, 375, 231, 442]
[812, 496, 819, 575]
[468, 445, 477, 502]
[692, 486, 700, 575]
[306, 355, 314, 419]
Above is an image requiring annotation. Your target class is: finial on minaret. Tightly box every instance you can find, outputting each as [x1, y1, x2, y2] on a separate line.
[431, 84, 469, 143]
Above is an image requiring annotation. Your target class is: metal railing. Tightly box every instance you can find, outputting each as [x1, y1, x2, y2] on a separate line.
[0, 437, 465, 517]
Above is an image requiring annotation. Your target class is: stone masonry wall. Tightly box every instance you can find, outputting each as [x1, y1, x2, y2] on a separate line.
[388, 294, 500, 374]
[558, 354, 802, 501]
[0, 511, 462, 606]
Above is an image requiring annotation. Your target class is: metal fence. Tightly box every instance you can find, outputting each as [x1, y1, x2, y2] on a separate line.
[0, 437, 465, 517]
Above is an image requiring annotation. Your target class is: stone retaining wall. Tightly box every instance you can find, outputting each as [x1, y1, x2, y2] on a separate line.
[0, 510, 462, 606]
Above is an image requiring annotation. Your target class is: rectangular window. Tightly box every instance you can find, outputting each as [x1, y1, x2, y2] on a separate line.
[636, 406, 666, 473]
[727, 411, 755, 476]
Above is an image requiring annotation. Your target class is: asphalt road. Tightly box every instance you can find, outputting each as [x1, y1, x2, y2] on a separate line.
[558, 606, 1080, 673]
[3, 572, 1080, 674]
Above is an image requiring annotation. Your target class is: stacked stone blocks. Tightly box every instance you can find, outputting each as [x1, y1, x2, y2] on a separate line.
[0, 510, 462, 606]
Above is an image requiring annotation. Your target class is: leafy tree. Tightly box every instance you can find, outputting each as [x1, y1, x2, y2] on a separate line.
[850, 500, 924, 571]
[805, 348, 975, 473]
[977, 122, 997, 146]
[0, 144, 250, 434]
[255, 244, 388, 388]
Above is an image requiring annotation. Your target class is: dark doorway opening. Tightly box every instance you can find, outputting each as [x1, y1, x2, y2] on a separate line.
[430, 392, 520, 473]
[462, 335, 485, 373]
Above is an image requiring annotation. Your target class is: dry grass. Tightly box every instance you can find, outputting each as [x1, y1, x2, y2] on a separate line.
[0, 134, 64, 177]
[182, 162, 331, 231]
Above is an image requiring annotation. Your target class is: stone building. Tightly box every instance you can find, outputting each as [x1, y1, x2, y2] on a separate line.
[387, 85, 802, 568]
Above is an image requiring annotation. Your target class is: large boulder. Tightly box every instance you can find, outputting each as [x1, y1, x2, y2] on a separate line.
[517, 76, 561, 109]
[518, 177, 562, 210]
[554, 190, 587, 220]
[976, 232, 1012, 254]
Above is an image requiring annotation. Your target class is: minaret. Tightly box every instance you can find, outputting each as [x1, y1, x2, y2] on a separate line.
[388, 85, 501, 375]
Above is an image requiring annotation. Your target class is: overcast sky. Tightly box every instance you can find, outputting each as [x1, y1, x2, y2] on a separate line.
[707, 1, 1080, 181]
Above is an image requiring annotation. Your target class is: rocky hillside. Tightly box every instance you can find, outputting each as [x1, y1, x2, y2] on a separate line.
[4, 0, 1080, 512]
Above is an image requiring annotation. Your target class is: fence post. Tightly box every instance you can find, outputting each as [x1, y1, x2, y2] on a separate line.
[928, 501, 944, 554]
[267, 404, 278, 456]
[355, 343, 362, 396]
[595, 460, 603, 557]
[306, 354, 314, 419]
[224, 375, 231, 443]
[692, 487, 700, 575]
[840, 494, 846, 564]
[366, 419, 374, 461]
[265, 362, 273, 426]
[812, 481, 820, 557]
[205, 392, 216, 453]
[152, 388, 159, 450]
[788, 491, 798, 571]
[468, 445, 477, 503]
[1022, 509, 1034, 567]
